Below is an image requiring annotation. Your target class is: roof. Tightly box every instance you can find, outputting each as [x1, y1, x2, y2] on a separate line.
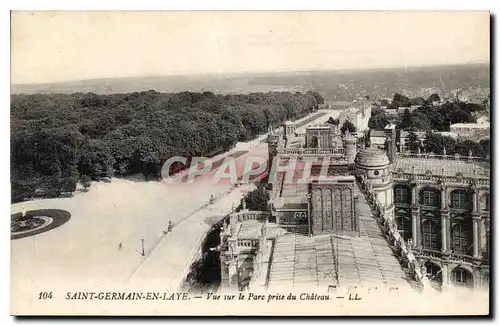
[280, 182, 309, 198]
[355, 147, 390, 167]
[371, 130, 385, 137]
[306, 124, 332, 130]
[450, 123, 490, 129]
[266, 184, 415, 291]
[436, 132, 459, 139]
[279, 202, 308, 210]
[237, 220, 263, 239]
[400, 131, 426, 138]
[310, 175, 356, 183]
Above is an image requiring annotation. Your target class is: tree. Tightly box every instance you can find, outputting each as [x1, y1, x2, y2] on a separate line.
[408, 111, 432, 131]
[399, 109, 411, 130]
[393, 93, 411, 107]
[406, 131, 421, 153]
[326, 117, 340, 126]
[424, 132, 456, 155]
[455, 140, 479, 157]
[368, 108, 390, 130]
[80, 175, 91, 192]
[11, 91, 322, 202]
[341, 120, 357, 134]
[242, 181, 269, 212]
[428, 93, 441, 103]
[479, 138, 491, 158]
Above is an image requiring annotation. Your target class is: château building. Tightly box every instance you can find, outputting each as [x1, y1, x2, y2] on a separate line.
[218, 118, 490, 293]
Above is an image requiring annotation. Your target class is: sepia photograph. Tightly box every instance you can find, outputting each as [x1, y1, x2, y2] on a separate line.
[9, 9, 491, 316]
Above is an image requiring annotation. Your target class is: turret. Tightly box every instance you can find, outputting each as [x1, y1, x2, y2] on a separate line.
[384, 123, 397, 164]
[282, 121, 295, 141]
[343, 130, 357, 164]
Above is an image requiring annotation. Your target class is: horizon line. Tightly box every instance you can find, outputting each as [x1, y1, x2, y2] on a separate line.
[11, 61, 490, 87]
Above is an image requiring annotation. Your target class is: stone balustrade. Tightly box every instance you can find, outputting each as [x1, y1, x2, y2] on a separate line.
[237, 239, 260, 248]
[391, 171, 490, 186]
[413, 248, 483, 267]
[414, 248, 442, 259]
[396, 152, 488, 163]
[237, 211, 270, 222]
[278, 147, 345, 156]
[446, 252, 481, 265]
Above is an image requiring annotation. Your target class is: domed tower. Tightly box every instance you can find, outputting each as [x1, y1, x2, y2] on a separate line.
[384, 123, 397, 164]
[342, 130, 357, 164]
[354, 147, 394, 222]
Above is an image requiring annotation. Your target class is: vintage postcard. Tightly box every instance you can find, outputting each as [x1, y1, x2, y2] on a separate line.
[10, 11, 490, 316]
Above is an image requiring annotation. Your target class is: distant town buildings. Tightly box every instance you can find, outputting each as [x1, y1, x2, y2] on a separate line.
[337, 100, 372, 132]
[450, 122, 490, 141]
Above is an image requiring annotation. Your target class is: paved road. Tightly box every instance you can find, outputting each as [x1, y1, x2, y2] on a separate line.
[127, 109, 341, 290]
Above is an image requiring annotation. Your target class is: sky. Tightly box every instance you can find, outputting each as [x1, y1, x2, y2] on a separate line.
[11, 11, 490, 84]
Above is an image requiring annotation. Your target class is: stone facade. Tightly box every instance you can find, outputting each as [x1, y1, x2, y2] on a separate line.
[392, 157, 490, 290]
[310, 176, 358, 236]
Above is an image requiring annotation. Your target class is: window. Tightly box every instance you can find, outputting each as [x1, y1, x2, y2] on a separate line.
[425, 262, 442, 281]
[451, 268, 473, 287]
[451, 190, 468, 209]
[396, 216, 411, 241]
[421, 188, 439, 206]
[422, 220, 439, 250]
[374, 170, 380, 176]
[395, 187, 409, 203]
[294, 212, 307, 224]
[452, 224, 469, 255]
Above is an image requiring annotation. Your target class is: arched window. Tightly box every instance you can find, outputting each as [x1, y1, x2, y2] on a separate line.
[452, 224, 470, 255]
[422, 220, 439, 250]
[394, 186, 410, 204]
[451, 190, 469, 209]
[396, 216, 411, 241]
[425, 261, 442, 282]
[450, 267, 473, 288]
[420, 188, 440, 207]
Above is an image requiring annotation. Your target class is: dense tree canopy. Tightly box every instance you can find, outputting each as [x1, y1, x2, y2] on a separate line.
[415, 132, 490, 158]
[370, 93, 486, 132]
[368, 108, 390, 129]
[11, 90, 323, 202]
[340, 120, 357, 134]
[239, 181, 269, 212]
